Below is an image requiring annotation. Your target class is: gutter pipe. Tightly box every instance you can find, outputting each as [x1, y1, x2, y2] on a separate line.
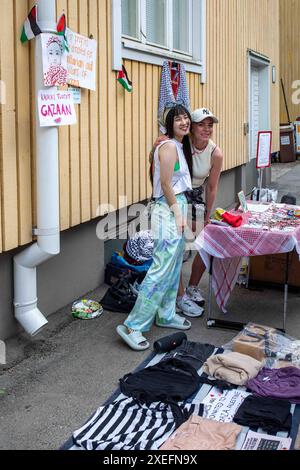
[13, 0, 60, 336]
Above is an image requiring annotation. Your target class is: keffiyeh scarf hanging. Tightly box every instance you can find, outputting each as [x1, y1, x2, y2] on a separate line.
[158, 61, 190, 133]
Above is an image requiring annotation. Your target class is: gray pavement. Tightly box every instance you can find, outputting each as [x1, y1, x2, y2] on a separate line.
[1, 161, 300, 450]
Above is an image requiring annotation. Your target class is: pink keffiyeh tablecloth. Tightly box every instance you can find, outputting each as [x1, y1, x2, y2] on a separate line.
[194, 212, 300, 313]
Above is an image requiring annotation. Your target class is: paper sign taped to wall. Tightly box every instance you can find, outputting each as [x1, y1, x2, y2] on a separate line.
[41, 34, 68, 87]
[69, 86, 81, 104]
[66, 29, 97, 90]
[38, 89, 77, 127]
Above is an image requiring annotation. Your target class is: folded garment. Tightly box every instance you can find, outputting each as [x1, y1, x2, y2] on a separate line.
[233, 395, 292, 434]
[203, 351, 263, 386]
[221, 211, 243, 227]
[212, 208, 242, 227]
[213, 208, 225, 221]
[247, 366, 300, 403]
[160, 415, 242, 451]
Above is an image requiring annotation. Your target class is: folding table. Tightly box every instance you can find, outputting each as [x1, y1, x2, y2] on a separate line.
[194, 207, 300, 333]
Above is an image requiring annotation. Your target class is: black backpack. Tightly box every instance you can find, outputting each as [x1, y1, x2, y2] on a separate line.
[119, 358, 201, 427]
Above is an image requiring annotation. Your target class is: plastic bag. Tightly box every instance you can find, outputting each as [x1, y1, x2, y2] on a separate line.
[222, 322, 300, 367]
[72, 299, 103, 320]
[251, 187, 278, 203]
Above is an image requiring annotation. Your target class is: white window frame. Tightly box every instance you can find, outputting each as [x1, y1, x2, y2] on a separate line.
[111, 0, 206, 81]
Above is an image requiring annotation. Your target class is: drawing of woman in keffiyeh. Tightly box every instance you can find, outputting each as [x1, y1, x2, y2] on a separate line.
[43, 36, 67, 87]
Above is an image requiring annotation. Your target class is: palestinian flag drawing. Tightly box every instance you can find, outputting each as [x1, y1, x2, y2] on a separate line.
[20, 5, 42, 43]
[117, 65, 133, 92]
[56, 13, 69, 52]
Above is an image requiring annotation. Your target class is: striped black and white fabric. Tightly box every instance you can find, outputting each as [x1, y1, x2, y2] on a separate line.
[72, 395, 202, 451]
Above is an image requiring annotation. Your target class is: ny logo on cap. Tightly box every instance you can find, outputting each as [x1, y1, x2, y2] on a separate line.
[203, 109, 210, 115]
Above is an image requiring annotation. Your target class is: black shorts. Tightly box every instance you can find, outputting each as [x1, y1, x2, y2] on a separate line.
[185, 186, 205, 221]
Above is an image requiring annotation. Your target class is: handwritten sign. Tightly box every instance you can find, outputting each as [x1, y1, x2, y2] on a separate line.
[202, 388, 250, 423]
[38, 89, 77, 127]
[41, 34, 68, 87]
[66, 29, 97, 90]
[256, 131, 272, 169]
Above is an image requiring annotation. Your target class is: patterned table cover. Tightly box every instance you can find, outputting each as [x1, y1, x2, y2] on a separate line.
[194, 207, 300, 312]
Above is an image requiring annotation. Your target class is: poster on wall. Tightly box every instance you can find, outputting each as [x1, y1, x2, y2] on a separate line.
[66, 29, 97, 91]
[256, 131, 272, 169]
[38, 89, 77, 127]
[41, 34, 68, 87]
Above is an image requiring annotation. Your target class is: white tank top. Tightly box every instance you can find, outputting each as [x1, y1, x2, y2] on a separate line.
[153, 139, 192, 199]
[191, 139, 217, 188]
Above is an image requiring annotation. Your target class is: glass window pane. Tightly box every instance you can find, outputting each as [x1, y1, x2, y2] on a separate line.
[122, 0, 138, 38]
[173, 0, 190, 53]
[146, 0, 166, 46]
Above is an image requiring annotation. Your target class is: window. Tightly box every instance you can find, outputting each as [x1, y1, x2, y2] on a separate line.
[112, 0, 206, 78]
[122, 0, 138, 38]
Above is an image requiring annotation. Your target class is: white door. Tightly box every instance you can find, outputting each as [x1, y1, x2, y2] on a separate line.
[249, 55, 270, 161]
[250, 65, 260, 160]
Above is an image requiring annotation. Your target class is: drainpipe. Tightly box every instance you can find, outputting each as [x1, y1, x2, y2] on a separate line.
[13, 0, 60, 336]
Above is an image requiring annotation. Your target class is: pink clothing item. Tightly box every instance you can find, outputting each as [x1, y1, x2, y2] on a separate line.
[160, 415, 241, 450]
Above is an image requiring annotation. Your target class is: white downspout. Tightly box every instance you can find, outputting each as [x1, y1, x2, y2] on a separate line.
[13, 0, 60, 336]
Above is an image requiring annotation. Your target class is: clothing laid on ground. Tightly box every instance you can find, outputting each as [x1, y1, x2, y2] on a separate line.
[160, 415, 242, 450]
[203, 351, 263, 386]
[246, 367, 300, 403]
[72, 396, 202, 450]
[198, 374, 237, 392]
[152, 139, 192, 199]
[158, 61, 190, 134]
[233, 395, 292, 434]
[163, 340, 215, 370]
[119, 358, 202, 427]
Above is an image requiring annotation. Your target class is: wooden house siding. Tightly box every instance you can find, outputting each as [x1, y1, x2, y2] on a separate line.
[0, 0, 280, 253]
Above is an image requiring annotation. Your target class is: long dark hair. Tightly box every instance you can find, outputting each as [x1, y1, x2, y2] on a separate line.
[149, 104, 193, 185]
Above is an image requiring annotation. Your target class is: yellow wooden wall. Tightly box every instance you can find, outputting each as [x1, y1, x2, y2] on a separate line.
[280, 0, 300, 123]
[0, 0, 280, 253]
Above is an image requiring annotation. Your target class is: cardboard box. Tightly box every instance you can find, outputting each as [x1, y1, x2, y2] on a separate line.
[233, 323, 276, 361]
[249, 250, 300, 287]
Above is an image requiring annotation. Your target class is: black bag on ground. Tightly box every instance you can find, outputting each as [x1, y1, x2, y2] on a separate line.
[100, 276, 137, 313]
[119, 358, 201, 427]
[105, 262, 146, 286]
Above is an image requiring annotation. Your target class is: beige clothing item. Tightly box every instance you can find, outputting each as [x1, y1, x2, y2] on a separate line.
[203, 351, 263, 386]
[160, 415, 242, 450]
[191, 138, 216, 188]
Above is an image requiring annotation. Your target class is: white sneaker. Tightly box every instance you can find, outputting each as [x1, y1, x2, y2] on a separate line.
[185, 286, 205, 306]
[176, 294, 204, 317]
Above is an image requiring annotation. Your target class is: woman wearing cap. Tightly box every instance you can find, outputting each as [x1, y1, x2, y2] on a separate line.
[150, 107, 223, 316]
[117, 104, 193, 351]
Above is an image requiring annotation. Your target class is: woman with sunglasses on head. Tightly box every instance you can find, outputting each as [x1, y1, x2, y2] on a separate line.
[117, 105, 193, 351]
[150, 108, 223, 317]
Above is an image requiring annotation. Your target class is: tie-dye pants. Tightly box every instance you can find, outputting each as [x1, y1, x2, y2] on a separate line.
[124, 193, 187, 332]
